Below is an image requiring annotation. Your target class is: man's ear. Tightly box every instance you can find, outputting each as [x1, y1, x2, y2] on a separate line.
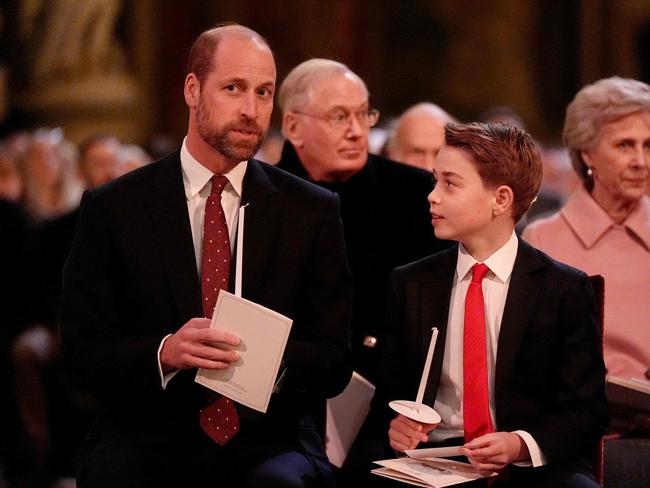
[282, 112, 303, 147]
[493, 185, 514, 217]
[184, 73, 200, 108]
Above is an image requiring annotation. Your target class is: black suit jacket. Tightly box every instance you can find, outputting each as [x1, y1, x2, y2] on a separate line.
[60, 152, 352, 452]
[386, 239, 607, 465]
[277, 142, 452, 384]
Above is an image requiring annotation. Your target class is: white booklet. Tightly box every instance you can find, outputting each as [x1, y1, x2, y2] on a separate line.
[325, 371, 376, 468]
[195, 290, 292, 413]
[372, 457, 496, 487]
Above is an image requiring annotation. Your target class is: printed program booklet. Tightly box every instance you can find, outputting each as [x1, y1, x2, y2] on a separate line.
[372, 449, 496, 487]
[195, 290, 292, 413]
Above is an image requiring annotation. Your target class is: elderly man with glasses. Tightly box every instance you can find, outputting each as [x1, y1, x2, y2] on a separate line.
[276, 58, 451, 485]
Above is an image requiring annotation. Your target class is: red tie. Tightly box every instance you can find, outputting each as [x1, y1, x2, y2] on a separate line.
[463, 263, 494, 442]
[199, 175, 239, 445]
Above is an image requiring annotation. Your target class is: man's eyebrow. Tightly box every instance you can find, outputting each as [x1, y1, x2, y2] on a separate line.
[218, 77, 248, 86]
[221, 77, 275, 89]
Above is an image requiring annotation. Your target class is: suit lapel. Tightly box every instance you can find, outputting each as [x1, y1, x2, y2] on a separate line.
[240, 160, 279, 299]
[421, 248, 457, 406]
[146, 153, 202, 324]
[494, 240, 545, 400]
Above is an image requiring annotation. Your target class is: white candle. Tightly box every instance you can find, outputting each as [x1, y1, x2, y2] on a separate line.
[235, 204, 248, 297]
[415, 327, 438, 406]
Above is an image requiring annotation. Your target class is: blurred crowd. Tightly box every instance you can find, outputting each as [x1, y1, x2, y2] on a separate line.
[0, 129, 154, 488]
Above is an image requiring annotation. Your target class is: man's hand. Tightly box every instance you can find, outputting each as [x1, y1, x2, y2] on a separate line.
[160, 318, 240, 374]
[460, 431, 529, 472]
[389, 414, 438, 452]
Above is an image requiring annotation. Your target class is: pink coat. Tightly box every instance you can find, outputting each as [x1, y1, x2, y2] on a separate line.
[523, 185, 650, 380]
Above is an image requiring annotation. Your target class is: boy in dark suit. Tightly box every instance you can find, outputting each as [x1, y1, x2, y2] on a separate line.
[386, 123, 607, 487]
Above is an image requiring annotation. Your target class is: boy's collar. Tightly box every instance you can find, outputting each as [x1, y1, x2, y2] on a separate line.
[457, 231, 518, 283]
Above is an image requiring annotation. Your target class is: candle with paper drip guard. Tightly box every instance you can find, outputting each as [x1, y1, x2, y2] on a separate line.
[389, 327, 441, 424]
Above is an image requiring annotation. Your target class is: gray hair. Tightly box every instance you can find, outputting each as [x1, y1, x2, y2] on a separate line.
[278, 58, 367, 114]
[563, 76, 650, 190]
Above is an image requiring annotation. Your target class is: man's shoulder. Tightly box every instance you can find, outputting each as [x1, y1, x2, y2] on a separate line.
[253, 159, 338, 203]
[368, 153, 432, 184]
[89, 152, 179, 200]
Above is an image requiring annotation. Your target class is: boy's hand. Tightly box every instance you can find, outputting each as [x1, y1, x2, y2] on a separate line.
[460, 431, 529, 472]
[388, 414, 438, 452]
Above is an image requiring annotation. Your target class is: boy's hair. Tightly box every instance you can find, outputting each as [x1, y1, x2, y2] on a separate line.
[444, 122, 542, 222]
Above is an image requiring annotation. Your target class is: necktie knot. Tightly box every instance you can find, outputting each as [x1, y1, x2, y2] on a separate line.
[471, 263, 490, 284]
[210, 175, 228, 196]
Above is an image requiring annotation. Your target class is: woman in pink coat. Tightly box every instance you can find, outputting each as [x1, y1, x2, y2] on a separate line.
[523, 77, 650, 384]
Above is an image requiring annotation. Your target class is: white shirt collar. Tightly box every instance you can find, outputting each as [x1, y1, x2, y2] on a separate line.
[457, 231, 518, 283]
[180, 137, 247, 199]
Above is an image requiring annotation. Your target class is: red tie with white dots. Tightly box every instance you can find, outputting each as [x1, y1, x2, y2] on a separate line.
[198, 174, 239, 445]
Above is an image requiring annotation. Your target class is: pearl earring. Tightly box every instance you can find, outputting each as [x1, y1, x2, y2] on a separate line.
[587, 167, 593, 177]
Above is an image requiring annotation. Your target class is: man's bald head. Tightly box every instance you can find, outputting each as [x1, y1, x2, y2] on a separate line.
[387, 102, 457, 171]
[187, 24, 272, 85]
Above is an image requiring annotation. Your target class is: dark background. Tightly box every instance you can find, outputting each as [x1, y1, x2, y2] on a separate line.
[1, 0, 649, 147]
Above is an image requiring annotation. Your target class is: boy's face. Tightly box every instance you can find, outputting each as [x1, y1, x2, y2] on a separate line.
[428, 145, 496, 242]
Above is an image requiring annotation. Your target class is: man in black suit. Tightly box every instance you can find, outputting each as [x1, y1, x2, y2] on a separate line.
[386, 123, 607, 487]
[276, 59, 451, 387]
[60, 25, 352, 488]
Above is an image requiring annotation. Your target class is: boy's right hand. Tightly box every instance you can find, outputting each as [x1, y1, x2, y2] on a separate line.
[389, 414, 438, 452]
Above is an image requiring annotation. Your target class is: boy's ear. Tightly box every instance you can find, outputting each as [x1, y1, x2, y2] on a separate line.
[493, 185, 514, 217]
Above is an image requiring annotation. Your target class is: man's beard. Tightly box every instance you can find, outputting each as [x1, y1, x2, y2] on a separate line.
[196, 100, 267, 163]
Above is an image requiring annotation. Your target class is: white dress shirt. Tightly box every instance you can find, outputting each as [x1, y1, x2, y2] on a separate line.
[157, 138, 247, 388]
[430, 231, 546, 467]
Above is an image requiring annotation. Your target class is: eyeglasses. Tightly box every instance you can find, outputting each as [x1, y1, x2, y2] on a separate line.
[293, 108, 380, 130]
